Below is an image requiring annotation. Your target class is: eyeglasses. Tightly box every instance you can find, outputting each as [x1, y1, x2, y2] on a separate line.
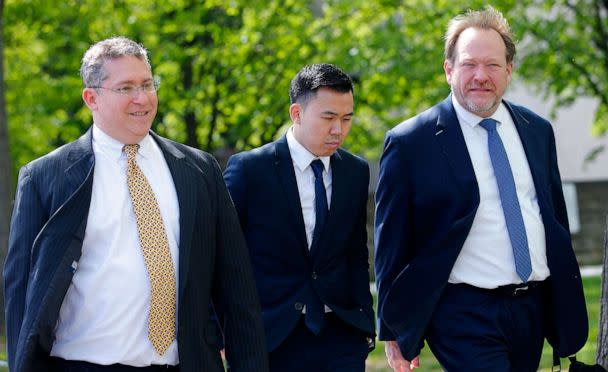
[90, 79, 160, 97]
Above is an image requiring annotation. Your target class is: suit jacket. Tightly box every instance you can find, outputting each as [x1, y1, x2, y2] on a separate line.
[4, 128, 269, 372]
[374, 96, 588, 360]
[223, 135, 375, 351]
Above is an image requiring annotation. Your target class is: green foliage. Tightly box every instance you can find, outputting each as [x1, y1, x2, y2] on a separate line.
[5, 0, 604, 176]
[510, 0, 608, 136]
[4, 0, 526, 176]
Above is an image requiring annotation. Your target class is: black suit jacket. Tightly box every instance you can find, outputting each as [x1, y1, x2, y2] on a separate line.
[224, 135, 375, 352]
[4, 128, 268, 372]
[374, 96, 588, 360]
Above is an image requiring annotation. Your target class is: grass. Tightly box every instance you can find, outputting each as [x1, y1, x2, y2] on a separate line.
[366, 275, 602, 371]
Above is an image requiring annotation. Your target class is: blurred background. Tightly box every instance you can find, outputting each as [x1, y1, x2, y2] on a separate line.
[0, 0, 607, 370]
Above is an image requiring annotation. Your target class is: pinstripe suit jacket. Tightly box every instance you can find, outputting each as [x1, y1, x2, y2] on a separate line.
[4, 128, 268, 372]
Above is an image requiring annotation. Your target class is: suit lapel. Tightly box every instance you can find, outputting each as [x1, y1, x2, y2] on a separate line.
[504, 101, 550, 207]
[274, 136, 309, 255]
[434, 96, 480, 204]
[152, 133, 197, 304]
[65, 128, 95, 191]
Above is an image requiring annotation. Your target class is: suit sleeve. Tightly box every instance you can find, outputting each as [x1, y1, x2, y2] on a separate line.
[547, 125, 570, 233]
[3, 165, 47, 369]
[348, 162, 375, 336]
[223, 154, 247, 230]
[374, 132, 414, 342]
[209, 156, 268, 371]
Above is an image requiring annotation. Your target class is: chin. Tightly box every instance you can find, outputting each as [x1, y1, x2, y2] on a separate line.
[466, 100, 497, 114]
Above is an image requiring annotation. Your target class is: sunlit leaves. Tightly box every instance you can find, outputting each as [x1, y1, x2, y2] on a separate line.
[6, 0, 602, 174]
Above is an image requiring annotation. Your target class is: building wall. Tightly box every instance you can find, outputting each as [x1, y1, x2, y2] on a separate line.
[572, 181, 608, 264]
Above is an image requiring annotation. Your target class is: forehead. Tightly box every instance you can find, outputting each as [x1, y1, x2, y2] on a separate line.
[306, 87, 353, 111]
[103, 55, 152, 83]
[455, 27, 507, 61]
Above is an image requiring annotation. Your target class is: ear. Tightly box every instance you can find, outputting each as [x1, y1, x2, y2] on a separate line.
[506, 62, 513, 83]
[289, 103, 301, 124]
[82, 88, 99, 111]
[443, 59, 454, 85]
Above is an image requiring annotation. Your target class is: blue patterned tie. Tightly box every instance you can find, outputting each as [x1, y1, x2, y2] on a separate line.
[479, 119, 532, 282]
[305, 159, 327, 334]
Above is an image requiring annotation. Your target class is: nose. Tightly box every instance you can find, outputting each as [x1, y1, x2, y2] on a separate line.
[330, 120, 342, 135]
[130, 88, 149, 102]
[473, 66, 489, 81]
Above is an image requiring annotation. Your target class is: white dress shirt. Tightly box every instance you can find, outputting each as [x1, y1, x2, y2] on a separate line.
[286, 127, 332, 248]
[51, 124, 180, 366]
[448, 96, 550, 288]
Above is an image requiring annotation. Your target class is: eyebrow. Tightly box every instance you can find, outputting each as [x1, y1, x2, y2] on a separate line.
[322, 110, 354, 116]
[113, 77, 154, 85]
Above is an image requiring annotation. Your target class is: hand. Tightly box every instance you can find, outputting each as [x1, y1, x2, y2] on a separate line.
[385, 340, 420, 372]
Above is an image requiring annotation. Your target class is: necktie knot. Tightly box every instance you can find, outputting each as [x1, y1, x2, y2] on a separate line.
[478, 118, 498, 132]
[123, 144, 140, 161]
[310, 159, 325, 180]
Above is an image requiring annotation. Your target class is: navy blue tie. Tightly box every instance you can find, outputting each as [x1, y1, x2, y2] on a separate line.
[479, 118, 532, 282]
[310, 159, 328, 250]
[305, 159, 327, 334]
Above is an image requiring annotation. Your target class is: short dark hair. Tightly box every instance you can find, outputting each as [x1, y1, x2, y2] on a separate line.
[289, 64, 353, 106]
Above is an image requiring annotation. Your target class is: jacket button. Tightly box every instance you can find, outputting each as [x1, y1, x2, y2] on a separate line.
[294, 302, 303, 311]
[311, 271, 317, 280]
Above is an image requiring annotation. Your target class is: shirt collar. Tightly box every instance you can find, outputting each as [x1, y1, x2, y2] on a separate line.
[286, 126, 331, 173]
[451, 95, 511, 129]
[92, 123, 153, 161]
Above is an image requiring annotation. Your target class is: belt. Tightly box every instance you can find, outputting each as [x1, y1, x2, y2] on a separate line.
[49, 357, 179, 372]
[450, 281, 545, 297]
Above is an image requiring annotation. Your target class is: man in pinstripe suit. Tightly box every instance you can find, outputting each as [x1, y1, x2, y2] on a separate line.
[4, 36, 268, 372]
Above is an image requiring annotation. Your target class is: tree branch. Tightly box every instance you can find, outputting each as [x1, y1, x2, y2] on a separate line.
[591, 0, 608, 77]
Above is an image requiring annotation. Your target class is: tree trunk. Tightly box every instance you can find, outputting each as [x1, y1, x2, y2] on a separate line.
[0, 0, 12, 334]
[597, 216, 608, 368]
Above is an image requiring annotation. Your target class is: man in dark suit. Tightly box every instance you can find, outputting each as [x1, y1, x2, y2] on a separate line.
[224, 64, 375, 372]
[4, 36, 268, 372]
[375, 7, 588, 372]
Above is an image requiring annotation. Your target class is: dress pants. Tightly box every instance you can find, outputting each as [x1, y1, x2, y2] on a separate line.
[426, 282, 546, 372]
[269, 312, 369, 372]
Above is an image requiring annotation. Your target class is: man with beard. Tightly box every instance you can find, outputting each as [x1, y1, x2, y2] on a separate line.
[374, 7, 588, 372]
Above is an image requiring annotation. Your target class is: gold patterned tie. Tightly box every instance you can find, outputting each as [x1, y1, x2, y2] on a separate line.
[124, 144, 176, 356]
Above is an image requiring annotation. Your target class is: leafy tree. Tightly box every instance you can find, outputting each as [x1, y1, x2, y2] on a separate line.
[510, 0, 608, 154]
[4, 0, 524, 174]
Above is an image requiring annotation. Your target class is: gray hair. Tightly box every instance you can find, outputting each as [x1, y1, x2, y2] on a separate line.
[80, 36, 151, 88]
[444, 6, 516, 65]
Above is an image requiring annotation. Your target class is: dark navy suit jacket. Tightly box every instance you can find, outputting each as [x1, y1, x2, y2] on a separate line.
[374, 96, 588, 360]
[4, 128, 268, 372]
[224, 135, 375, 352]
